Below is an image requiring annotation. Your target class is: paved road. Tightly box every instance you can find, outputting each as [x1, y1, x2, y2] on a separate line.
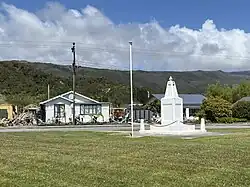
[0, 126, 137, 133]
[0, 123, 250, 133]
[205, 125, 250, 129]
[0, 124, 141, 133]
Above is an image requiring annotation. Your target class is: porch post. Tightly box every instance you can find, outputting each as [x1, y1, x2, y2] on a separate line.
[185, 107, 190, 119]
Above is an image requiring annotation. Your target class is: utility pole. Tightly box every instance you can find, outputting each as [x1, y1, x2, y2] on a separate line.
[129, 41, 134, 137]
[71, 42, 76, 125]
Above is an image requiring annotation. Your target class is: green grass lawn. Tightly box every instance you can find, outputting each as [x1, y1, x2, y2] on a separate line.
[1, 130, 250, 187]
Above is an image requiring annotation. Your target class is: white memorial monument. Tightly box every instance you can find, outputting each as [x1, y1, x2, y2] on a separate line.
[140, 76, 206, 135]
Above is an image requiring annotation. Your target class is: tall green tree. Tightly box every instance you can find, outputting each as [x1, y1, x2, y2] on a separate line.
[134, 87, 151, 104]
[232, 81, 250, 103]
[206, 82, 233, 103]
[144, 99, 160, 113]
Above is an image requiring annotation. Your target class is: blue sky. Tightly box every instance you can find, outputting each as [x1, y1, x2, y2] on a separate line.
[1, 0, 250, 71]
[3, 0, 250, 31]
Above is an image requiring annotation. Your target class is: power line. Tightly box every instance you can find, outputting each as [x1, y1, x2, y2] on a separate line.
[1, 40, 250, 72]
[0, 40, 249, 61]
[0, 40, 250, 59]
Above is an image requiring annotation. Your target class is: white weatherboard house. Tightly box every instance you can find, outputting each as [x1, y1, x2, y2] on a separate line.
[40, 91, 110, 124]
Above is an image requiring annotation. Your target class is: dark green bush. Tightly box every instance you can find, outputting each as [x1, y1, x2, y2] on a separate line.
[216, 117, 247, 124]
[232, 101, 250, 120]
[0, 123, 7, 127]
[200, 97, 232, 122]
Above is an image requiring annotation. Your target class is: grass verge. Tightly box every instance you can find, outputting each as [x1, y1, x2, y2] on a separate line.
[0, 130, 250, 186]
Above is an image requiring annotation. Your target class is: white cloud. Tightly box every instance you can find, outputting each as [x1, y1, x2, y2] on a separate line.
[0, 2, 249, 71]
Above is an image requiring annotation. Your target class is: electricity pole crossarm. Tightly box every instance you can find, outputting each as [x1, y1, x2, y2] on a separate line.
[71, 42, 76, 125]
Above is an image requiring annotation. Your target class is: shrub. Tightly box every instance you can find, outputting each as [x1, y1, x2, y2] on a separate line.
[0, 123, 7, 127]
[232, 101, 250, 120]
[186, 119, 200, 124]
[200, 97, 232, 122]
[216, 117, 247, 124]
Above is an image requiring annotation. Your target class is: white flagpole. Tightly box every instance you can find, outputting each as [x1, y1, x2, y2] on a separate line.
[129, 41, 134, 137]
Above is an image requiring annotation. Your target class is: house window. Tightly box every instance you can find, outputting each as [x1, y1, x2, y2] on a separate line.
[0, 109, 8, 119]
[187, 108, 199, 116]
[54, 104, 65, 118]
[80, 104, 101, 115]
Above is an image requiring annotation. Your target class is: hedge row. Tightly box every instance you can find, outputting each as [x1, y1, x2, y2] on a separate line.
[232, 101, 250, 120]
[216, 117, 247, 124]
[199, 97, 250, 123]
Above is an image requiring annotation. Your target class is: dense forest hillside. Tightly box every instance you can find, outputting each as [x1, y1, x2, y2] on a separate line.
[0, 60, 249, 107]
[31, 62, 249, 93]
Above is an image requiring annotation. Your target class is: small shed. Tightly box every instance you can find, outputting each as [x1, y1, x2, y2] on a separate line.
[232, 96, 250, 106]
[235, 97, 250, 102]
[0, 94, 16, 120]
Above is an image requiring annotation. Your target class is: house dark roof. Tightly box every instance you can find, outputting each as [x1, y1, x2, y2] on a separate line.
[237, 97, 250, 102]
[152, 94, 206, 107]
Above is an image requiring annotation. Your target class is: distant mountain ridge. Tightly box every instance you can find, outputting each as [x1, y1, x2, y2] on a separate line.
[229, 71, 250, 77]
[1, 60, 250, 106]
[29, 61, 250, 93]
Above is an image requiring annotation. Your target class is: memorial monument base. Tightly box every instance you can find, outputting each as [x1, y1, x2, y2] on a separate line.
[139, 123, 206, 136]
[149, 121, 196, 134]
